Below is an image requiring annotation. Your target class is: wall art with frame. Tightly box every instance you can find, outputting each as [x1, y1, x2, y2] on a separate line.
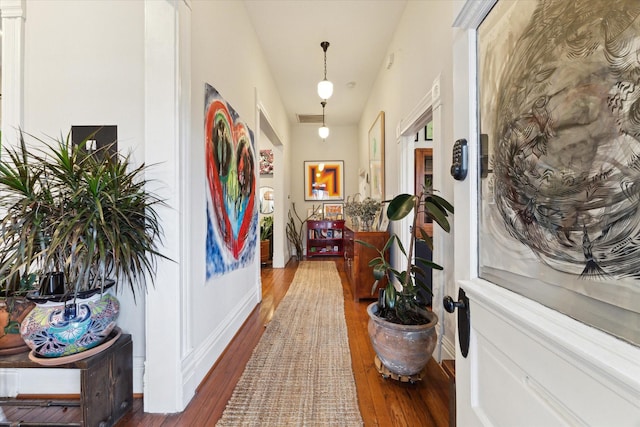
[368, 111, 385, 201]
[478, 0, 640, 346]
[323, 203, 344, 220]
[259, 149, 273, 175]
[304, 160, 344, 201]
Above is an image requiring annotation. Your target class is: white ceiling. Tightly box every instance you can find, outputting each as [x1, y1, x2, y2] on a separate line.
[244, 0, 408, 126]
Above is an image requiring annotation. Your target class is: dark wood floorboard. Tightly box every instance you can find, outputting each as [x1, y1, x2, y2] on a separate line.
[1, 258, 450, 426]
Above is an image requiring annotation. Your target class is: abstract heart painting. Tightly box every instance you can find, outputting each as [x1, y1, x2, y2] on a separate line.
[205, 83, 257, 278]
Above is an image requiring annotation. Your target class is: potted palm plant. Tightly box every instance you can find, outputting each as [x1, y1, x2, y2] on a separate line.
[358, 183, 453, 377]
[0, 131, 166, 359]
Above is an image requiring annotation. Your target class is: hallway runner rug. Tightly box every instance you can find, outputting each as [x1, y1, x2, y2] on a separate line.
[216, 261, 363, 426]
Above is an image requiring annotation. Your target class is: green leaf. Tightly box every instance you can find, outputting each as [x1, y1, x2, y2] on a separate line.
[373, 264, 386, 281]
[414, 258, 443, 270]
[425, 201, 451, 232]
[356, 239, 378, 251]
[382, 235, 396, 253]
[417, 227, 433, 249]
[386, 194, 417, 220]
[429, 194, 454, 214]
[385, 284, 396, 309]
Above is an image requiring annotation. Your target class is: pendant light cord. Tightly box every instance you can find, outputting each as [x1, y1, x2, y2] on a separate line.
[321, 41, 330, 80]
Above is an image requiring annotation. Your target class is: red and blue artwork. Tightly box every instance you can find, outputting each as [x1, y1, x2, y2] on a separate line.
[205, 84, 257, 278]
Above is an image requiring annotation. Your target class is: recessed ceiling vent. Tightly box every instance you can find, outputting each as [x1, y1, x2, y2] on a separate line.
[297, 114, 323, 124]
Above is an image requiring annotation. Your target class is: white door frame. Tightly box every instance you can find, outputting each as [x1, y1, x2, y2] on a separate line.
[395, 76, 451, 361]
[255, 94, 286, 270]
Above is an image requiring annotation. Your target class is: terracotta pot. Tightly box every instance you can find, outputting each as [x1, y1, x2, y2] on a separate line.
[20, 292, 119, 358]
[0, 297, 35, 355]
[367, 302, 438, 376]
[260, 239, 271, 263]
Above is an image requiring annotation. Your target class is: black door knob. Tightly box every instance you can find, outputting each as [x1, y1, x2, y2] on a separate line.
[443, 295, 466, 313]
[443, 288, 471, 358]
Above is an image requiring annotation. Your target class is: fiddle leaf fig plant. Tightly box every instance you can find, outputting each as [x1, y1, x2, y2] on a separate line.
[358, 184, 453, 325]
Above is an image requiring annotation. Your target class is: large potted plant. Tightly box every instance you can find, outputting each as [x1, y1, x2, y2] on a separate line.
[0, 131, 165, 359]
[358, 184, 453, 377]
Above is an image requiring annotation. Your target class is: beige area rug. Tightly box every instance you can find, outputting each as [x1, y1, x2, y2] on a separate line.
[216, 261, 363, 426]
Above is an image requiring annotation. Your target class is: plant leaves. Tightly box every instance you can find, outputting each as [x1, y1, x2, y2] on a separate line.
[386, 194, 416, 220]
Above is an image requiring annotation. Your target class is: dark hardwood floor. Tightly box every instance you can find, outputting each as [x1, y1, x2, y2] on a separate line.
[1, 258, 450, 426]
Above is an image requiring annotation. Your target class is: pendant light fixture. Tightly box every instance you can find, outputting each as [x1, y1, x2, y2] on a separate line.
[319, 101, 329, 140]
[317, 41, 333, 100]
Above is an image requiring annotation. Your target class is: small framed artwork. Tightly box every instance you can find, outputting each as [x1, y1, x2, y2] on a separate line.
[304, 160, 344, 201]
[259, 149, 274, 175]
[369, 111, 385, 201]
[307, 205, 323, 220]
[323, 203, 344, 220]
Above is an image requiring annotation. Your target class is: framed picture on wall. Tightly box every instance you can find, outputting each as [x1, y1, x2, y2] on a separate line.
[259, 149, 274, 175]
[368, 111, 385, 201]
[323, 203, 344, 220]
[304, 160, 344, 201]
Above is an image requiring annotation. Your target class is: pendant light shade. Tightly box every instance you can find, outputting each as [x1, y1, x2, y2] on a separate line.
[318, 125, 330, 139]
[317, 80, 333, 100]
[318, 41, 333, 100]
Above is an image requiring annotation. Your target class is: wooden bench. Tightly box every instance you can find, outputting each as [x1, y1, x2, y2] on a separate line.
[0, 333, 133, 427]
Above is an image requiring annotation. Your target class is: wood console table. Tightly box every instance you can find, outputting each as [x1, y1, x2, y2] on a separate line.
[343, 226, 389, 301]
[0, 333, 133, 427]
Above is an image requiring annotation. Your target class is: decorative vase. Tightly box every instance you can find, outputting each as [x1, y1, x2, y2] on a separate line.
[367, 302, 438, 376]
[351, 217, 360, 230]
[0, 297, 35, 355]
[20, 290, 120, 358]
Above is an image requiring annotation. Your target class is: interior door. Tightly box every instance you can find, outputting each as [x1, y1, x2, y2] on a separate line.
[451, 2, 640, 425]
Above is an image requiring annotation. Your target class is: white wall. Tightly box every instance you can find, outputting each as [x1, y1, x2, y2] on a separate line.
[289, 124, 359, 255]
[4, 0, 148, 394]
[175, 0, 289, 411]
[359, 0, 457, 359]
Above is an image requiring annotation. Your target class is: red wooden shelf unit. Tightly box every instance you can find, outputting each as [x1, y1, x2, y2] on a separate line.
[306, 220, 345, 257]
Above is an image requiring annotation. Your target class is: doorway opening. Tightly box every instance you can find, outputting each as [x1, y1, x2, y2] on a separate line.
[415, 146, 433, 306]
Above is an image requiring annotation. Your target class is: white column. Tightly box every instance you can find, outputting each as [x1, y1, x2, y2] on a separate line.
[143, 0, 192, 412]
[0, 0, 25, 147]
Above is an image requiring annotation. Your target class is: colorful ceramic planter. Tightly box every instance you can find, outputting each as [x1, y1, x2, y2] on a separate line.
[20, 291, 119, 358]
